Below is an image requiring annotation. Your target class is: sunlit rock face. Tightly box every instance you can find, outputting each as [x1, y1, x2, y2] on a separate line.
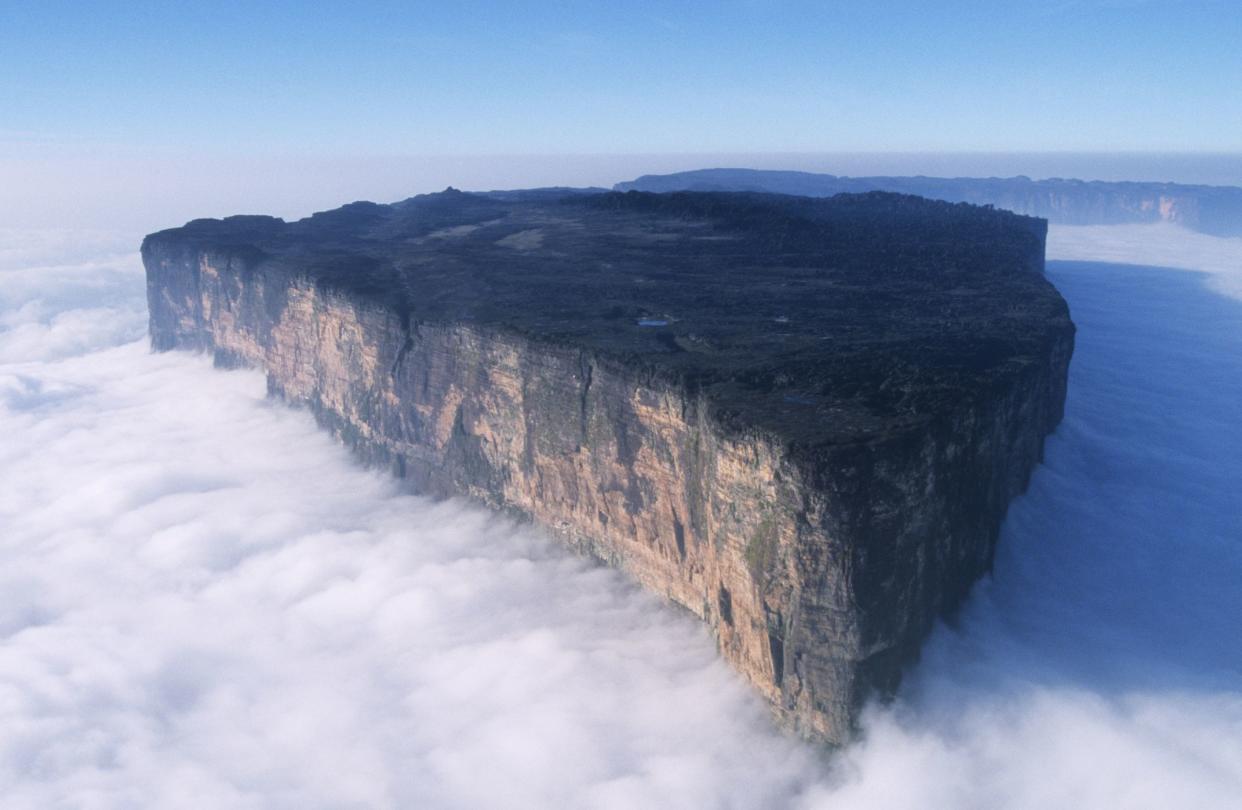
[142, 189, 1074, 744]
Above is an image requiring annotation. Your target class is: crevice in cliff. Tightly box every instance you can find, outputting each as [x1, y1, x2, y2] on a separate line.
[718, 585, 734, 627]
[673, 512, 687, 560]
[391, 316, 414, 378]
[769, 632, 786, 687]
[578, 352, 594, 449]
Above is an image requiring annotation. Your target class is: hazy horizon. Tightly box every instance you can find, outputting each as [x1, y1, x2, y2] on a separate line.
[6, 149, 1242, 233]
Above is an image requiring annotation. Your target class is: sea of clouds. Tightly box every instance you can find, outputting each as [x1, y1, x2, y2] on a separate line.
[1, 224, 1240, 808]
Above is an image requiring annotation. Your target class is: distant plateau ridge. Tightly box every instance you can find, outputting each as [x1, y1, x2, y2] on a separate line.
[615, 168, 1242, 236]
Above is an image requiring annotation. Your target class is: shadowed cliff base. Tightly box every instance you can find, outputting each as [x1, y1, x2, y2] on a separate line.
[141, 188, 1073, 743]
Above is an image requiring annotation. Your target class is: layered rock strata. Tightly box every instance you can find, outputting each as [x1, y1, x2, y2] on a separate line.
[142, 189, 1074, 744]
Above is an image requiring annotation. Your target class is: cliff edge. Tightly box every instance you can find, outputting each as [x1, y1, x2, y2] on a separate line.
[142, 189, 1074, 744]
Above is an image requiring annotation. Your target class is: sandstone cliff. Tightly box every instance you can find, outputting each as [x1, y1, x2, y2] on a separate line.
[616, 168, 1242, 236]
[142, 190, 1074, 744]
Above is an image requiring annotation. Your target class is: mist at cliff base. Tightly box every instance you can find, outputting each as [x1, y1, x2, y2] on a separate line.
[2, 222, 1240, 809]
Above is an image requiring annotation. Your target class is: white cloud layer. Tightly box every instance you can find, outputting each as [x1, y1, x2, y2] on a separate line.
[0, 233, 822, 808]
[1049, 222, 1242, 302]
[2, 224, 1240, 808]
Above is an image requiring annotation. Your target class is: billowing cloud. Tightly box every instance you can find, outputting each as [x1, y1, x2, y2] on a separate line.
[0, 228, 146, 363]
[2, 224, 1240, 808]
[0, 235, 823, 808]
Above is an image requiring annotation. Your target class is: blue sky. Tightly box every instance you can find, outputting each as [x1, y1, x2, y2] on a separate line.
[3, 0, 1240, 155]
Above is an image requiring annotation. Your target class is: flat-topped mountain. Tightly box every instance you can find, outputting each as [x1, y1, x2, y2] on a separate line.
[616, 168, 1242, 236]
[143, 188, 1074, 744]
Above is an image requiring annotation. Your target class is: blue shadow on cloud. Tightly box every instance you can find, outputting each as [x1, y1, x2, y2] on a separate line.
[918, 261, 1242, 698]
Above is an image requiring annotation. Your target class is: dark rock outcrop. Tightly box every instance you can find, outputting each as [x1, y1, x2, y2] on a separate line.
[142, 189, 1074, 744]
[616, 168, 1242, 236]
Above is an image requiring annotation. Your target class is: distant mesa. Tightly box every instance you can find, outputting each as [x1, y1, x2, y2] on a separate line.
[615, 168, 1242, 236]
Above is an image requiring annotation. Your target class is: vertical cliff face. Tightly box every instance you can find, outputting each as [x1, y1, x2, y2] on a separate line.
[142, 191, 1073, 744]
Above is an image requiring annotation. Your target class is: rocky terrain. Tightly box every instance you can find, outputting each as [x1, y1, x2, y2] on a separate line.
[142, 188, 1074, 744]
[617, 169, 1242, 236]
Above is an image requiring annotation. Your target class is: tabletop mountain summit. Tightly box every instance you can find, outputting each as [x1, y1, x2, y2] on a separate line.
[142, 188, 1074, 744]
